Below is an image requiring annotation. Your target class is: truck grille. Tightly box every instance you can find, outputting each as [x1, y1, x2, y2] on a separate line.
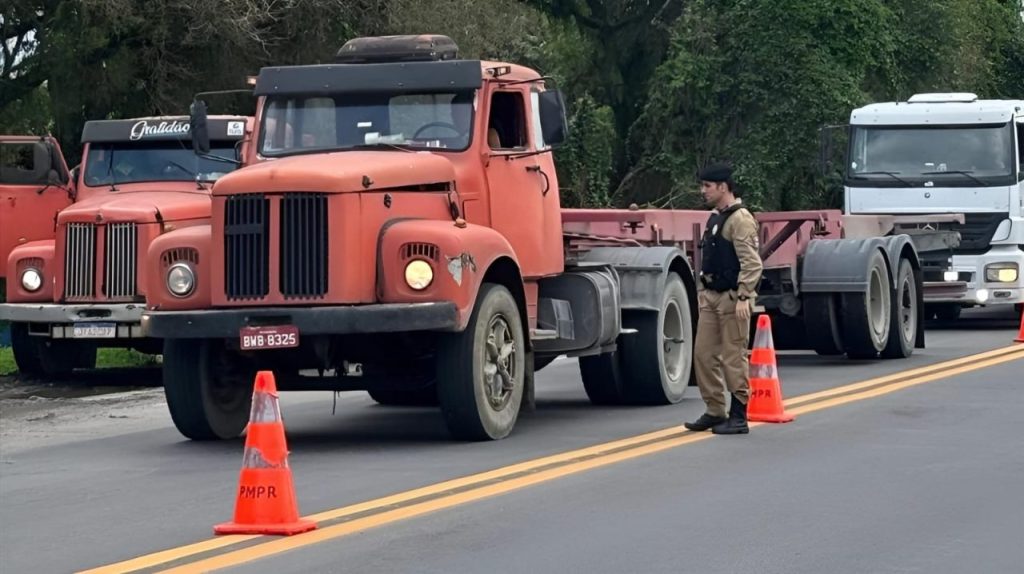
[103, 222, 138, 299]
[64, 223, 97, 300]
[224, 194, 270, 300]
[280, 193, 328, 299]
[944, 212, 1007, 255]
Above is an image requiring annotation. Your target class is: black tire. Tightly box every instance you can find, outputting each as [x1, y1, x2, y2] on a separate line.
[10, 323, 45, 378]
[11, 323, 96, 377]
[841, 250, 892, 359]
[579, 350, 626, 405]
[436, 283, 526, 441]
[367, 385, 438, 406]
[162, 339, 254, 440]
[804, 294, 845, 356]
[621, 272, 694, 405]
[882, 258, 917, 359]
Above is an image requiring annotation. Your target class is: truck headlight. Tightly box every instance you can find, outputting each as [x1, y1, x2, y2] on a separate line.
[21, 268, 43, 292]
[404, 260, 433, 290]
[984, 263, 1019, 283]
[167, 263, 195, 297]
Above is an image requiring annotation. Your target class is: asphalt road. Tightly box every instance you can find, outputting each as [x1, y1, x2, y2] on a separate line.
[0, 307, 1021, 574]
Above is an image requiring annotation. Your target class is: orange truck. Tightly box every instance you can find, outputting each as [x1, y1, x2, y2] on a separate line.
[141, 35, 935, 442]
[0, 115, 254, 376]
[1, 136, 75, 286]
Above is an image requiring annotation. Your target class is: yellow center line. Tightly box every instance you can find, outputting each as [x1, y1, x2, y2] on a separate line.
[79, 344, 1024, 574]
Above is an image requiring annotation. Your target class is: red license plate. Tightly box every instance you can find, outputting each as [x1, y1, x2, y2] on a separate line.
[239, 325, 299, 350]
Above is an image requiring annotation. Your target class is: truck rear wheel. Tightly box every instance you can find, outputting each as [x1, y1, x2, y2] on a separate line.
[579, 349, 626, 405]
[620, 272, 693, 405]
[436, 283, 525, 441]
[841, 250, 891, 359]
[162, 339, 253, 440]
[882, 258, 917, 359]
[804, 294, 845, 356]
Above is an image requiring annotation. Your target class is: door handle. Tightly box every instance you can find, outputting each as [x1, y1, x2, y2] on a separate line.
[525, 165, 550, 196]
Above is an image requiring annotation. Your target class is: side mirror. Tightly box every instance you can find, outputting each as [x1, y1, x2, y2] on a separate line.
[69, 165, 80, 184]
[190, 99, 211, 155]
[818, 124, 849, 177]
[538, 90, 569, 148]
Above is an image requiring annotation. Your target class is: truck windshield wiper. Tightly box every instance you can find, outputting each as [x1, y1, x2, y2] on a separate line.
[852, 171, 911, 186]
[920, 170, 986, 186]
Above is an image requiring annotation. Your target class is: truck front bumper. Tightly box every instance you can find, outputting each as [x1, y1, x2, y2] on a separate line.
[924, 251, 1024, 306]
[0, 303, 146, 338]
[141, 302, 460, 339]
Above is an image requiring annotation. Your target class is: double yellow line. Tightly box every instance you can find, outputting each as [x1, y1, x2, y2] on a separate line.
[82, 344, 1024, 574]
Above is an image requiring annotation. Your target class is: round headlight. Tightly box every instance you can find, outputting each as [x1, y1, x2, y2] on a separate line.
[21, 268, 43, 292]
[404, 260, 434, 290]
[167, 263, 195, 297]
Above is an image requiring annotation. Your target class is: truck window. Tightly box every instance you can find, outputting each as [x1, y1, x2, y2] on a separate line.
[0, 142, 49, 185]
[848, 123, 1014, 185]
[83, 140, 240, 186]
[488, 92, 527, 150]
[1017, 121, 1023, 179]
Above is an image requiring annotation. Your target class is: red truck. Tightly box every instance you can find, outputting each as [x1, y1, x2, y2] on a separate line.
[1, 136, 75, 286]
[141, 35, 939, 442]
[1, 115, 254, 377]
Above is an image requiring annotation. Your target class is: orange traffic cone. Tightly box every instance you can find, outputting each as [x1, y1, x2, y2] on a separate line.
[1015, 308, 1024, 343]
[214, 371, 317, 536]
[747, 315, 795, 423]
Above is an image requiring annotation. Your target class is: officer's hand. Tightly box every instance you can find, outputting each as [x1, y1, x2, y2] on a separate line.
[735, 299, 751, 321]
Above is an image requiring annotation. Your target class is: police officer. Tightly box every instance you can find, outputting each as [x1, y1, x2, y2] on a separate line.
[684, 163, 763, 435]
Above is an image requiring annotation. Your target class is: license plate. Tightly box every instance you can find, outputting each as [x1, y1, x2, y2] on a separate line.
[240, 325, 299, 351]
[72, 322, 117, 339]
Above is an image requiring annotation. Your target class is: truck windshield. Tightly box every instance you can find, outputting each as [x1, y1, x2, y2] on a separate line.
[83, 141, 239, 186]
[847, 123, 1015, 186]
[259, 91, 474, 156]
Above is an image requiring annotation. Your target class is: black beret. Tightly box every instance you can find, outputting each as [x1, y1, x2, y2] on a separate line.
[699, 163, 733, 183]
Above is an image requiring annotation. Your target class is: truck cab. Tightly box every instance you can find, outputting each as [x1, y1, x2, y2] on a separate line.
[1, 115, 254, 377]
[0, 136, 74, 285]
[845, 93, 1024, 318]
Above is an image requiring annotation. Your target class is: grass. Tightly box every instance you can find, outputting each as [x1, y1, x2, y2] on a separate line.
[0, 347, 159, 377]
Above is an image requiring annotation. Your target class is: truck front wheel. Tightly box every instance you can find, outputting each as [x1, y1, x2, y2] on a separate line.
[10, 323, 45, 377]
[436, 283, 525, 441]
[162, 339, 254, 440]
[10, 323, 96, 378]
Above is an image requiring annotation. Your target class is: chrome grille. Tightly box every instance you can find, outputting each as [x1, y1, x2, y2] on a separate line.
[64, 223, 97, 299]
[104, 222, 138, 299]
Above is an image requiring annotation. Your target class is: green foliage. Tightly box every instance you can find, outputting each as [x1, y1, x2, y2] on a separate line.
[554, 94, 617, 208]
[3, 0, 1022, 209]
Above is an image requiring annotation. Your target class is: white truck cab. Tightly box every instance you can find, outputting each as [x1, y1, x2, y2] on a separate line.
[846, 93, 1024, 318]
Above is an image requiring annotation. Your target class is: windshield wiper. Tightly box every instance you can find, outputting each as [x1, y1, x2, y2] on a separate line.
[352, 143, 414, 154]
[920, 170, 986, 186]
[851, 171, 912, 186]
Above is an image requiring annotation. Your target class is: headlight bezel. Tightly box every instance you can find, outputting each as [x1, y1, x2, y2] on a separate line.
[166, 263, 196, 298]
[20, 268, 43, 292]
[404, 259, 434, 291]
[983, 262, 1019, 284]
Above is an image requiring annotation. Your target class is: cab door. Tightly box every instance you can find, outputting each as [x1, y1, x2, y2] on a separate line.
[0, 136, 74, 279]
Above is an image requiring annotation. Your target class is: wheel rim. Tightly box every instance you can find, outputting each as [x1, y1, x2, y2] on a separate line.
[899, 269, 916, 343]
[662, 299, 685, 382]
[484, 314, 516, 410]
[868, 266, 889, 337]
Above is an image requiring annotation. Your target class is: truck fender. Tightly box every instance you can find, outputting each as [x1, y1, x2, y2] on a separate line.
[377, 219, 522, 331]
[144, 225, 212, 311]
[5, 240, 56, 303]
[577, 246, 697, 315]
[801, 234, 924, 348]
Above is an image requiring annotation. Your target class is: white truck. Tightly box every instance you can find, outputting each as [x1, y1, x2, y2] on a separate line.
[845, 93, 1024, 319]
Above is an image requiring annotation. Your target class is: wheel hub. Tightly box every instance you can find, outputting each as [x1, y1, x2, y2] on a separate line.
[484, 315, 516, 409]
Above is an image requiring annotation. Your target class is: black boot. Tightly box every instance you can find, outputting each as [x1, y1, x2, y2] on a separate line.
[712, 394, 749, 435]
[684, 412, 727, 432]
